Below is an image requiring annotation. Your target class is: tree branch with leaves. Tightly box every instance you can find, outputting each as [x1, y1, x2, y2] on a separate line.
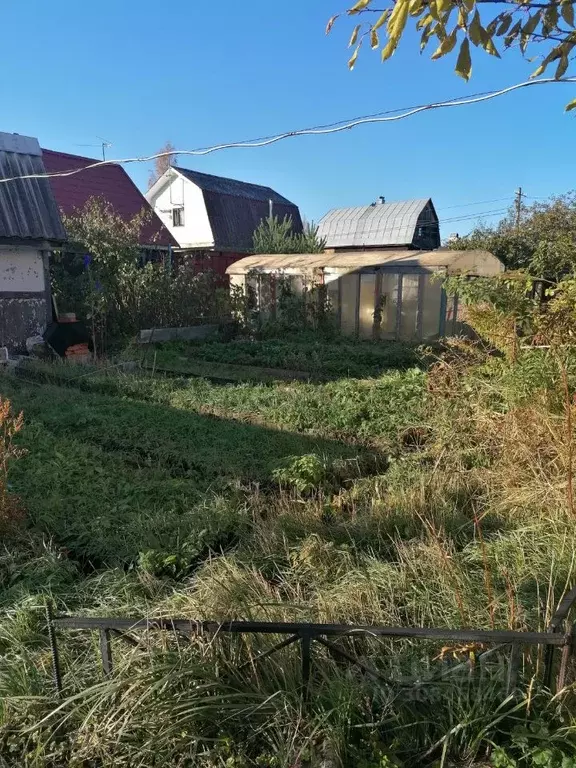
[328, 0, 576, 109]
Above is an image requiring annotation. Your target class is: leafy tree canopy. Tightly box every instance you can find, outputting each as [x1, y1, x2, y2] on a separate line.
[450, 192, 576, 282]
[329, 0, 576, 109]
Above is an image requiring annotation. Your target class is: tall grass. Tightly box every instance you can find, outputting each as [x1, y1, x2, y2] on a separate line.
[3, 341, 576, 765]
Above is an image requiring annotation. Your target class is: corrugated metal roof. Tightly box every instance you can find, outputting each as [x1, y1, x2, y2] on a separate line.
[226, 249, 503, 275]
[317, 199, 432, 248]
[0, 133, 66, 243]
[174, 166, 303, 252]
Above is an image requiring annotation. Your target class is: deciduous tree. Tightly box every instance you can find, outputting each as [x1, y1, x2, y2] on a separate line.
[329, 0, 576, 109]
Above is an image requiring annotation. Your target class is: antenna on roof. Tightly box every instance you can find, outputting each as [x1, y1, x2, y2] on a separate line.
[75, 137, 114, 161]
[96, 137, 113, 161]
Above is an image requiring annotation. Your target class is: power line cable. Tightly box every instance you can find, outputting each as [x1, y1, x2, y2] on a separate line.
[1, 77, 574, 185]
[438, 197, 512, 211]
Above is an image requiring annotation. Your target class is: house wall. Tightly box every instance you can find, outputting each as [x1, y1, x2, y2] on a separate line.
[150, 175, 214, 249]
[0, 245, 51, 352]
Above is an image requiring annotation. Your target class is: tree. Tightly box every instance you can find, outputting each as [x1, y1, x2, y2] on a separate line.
[451, 192, 576, 282]
[253, 215, 327, 253]
[148, 141, 177, 189]
[328, 0, 576, 109]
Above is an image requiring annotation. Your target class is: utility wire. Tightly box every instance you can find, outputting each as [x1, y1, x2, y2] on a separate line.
[0, 77, 575, 185]
[438, 197, 512, 210]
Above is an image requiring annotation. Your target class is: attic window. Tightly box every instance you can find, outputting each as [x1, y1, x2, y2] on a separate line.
[172, 207, 184, 227]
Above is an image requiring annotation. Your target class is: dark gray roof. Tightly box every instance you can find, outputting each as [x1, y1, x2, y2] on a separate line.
[174, 166, 303, 252]
[0, 133, 66, 243]
[318, 199, 435, 248]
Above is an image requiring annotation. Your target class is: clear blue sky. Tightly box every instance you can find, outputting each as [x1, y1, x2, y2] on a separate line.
[3, 0, 576, 235]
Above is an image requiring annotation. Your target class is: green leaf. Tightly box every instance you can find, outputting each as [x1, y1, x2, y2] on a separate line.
[522, 12, 541, 38]
[431, 27, 458, 59]
[462, 0, 474, 10]
[483, 37, 500, 57]
[370, 28, 379, 48]
[496, 15, 512, 36]
[455, 37, 472, 80]
[469, 10, 483, 46]
[561, 1, 575, 27]
[544, 3, 559, 32]
[348, 0, 371, 15]
[349, 24, 361, 46]
[556, 52, 569, 78]
[504, 19, 522, 48]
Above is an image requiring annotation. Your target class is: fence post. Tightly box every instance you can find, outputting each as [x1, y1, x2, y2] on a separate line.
[100, 628, 113, 677]
[300, 631, 312, 703]
[45, 600, 62, 697]
[557, 624, 575, 692]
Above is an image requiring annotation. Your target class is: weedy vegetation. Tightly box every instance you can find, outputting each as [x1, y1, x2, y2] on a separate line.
[3, 272, 576, 766]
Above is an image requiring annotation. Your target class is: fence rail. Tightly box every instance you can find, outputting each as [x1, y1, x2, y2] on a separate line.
[46, 592, 576, 702]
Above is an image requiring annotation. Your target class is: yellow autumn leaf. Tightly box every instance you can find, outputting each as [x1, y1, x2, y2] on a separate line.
[370, 28, 379, 48]
[566, 97, 576, 111]
[381, 37, 399, 60]
[373, 9, 391, 30]
[326, 15, 339, 34]
[388, 0, 410, 38]
[349, 24, 361, 47]
[431, 28, 458, 59]
[348, 44, 361, 68]
[348, 0, 371, 15]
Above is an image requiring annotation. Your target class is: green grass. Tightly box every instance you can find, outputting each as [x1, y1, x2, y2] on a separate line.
[3, 342, 576, 766]
[16, 360, 427, 445]
[146, 337, 427, 379]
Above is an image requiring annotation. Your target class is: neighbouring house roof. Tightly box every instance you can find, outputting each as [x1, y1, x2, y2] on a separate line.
[42, 149, 177, 248]
[226, 248, 505, 276]
[173, 166, 303, 252]
[318, 199, 437, 249]
[0, 132, 66, 243]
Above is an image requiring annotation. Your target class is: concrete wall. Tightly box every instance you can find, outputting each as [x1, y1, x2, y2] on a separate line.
[0, 245, 50, 352]
[0, 246, 45, 292]
[147, 172, 214, 249]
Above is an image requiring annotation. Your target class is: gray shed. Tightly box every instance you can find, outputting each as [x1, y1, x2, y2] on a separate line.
[226, 248, 505, 341]
[0, 132, 66, 352]
[318, 198, 440, 251]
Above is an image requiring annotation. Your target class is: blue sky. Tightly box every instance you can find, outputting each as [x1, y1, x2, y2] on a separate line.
[3, 0, 575, 235]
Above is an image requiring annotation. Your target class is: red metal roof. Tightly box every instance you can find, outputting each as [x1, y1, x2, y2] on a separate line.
[41, 149, 177, 248]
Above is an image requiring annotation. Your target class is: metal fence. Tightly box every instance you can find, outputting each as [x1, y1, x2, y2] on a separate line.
[46, 586, 576, 702]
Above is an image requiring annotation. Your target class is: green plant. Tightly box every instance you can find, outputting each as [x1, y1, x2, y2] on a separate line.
[253, 215, 326, 254]
[52, 197, 231, 354]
